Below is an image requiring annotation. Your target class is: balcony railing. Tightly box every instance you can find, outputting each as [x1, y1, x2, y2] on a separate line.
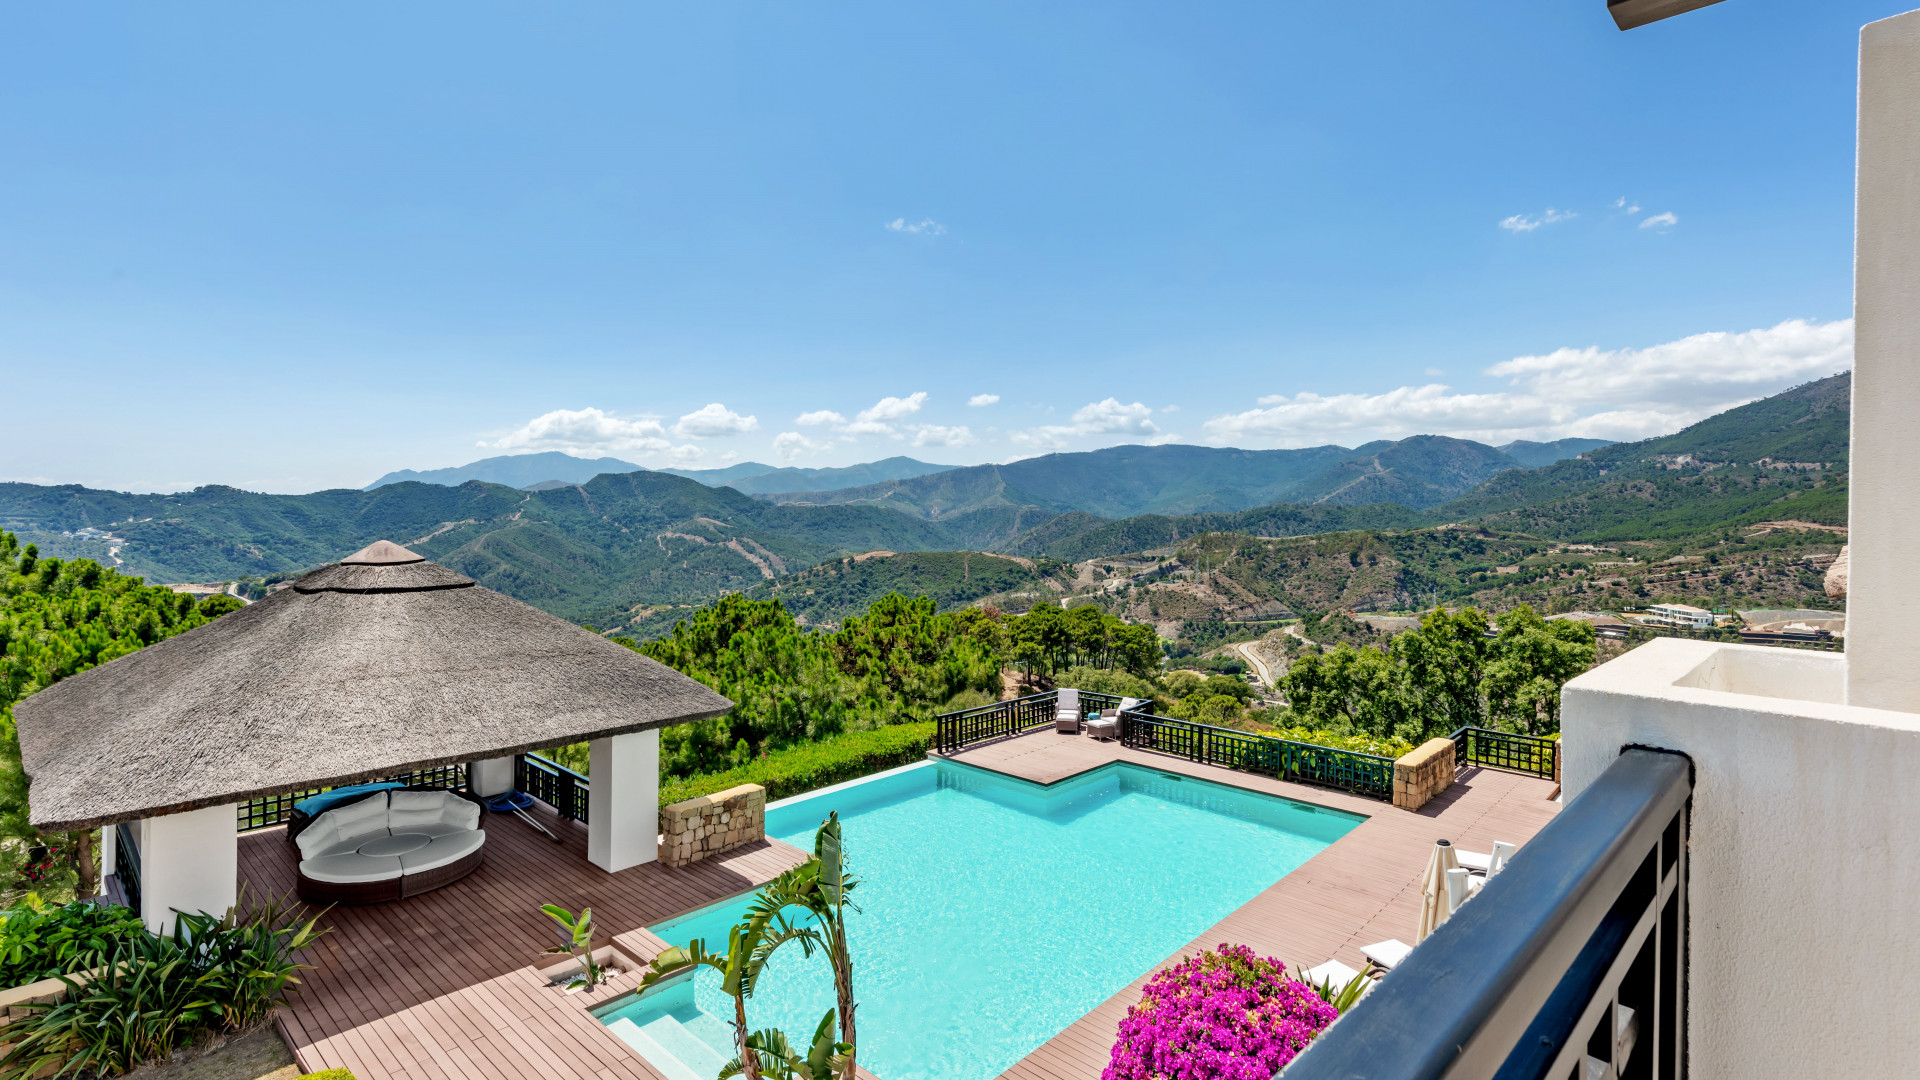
[1121, 711, 1397, 800]
[1452, 726, 1559, 780]
[933, 689, 1132, 752]
[235, 764, 468, 832]
[516, 752, 590, 823]
[1283, 747, 1691, 1080]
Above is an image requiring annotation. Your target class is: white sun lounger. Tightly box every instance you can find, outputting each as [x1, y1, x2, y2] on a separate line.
[1360, 939, 1412, 970]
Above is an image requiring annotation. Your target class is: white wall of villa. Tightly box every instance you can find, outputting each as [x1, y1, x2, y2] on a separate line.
[1558, 12, 1920, 1076]
[1848, 8, 1920, 715]
[137, 803, 239, 934]
[587, 728, 660, 872]
[1563, 641, 1920, 1077]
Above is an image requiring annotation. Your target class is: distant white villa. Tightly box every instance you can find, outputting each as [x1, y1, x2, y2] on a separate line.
[1641, 603, 1714, 630]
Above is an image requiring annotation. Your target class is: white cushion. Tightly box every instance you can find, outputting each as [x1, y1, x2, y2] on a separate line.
[1456, 849, 1494, 874]
[398, 821, 476, 839]
[1304, 959, 1361, 987]
[295, 815, 342, 861]
[1361, 939, 1412, 970]
[296, 793, 390, 860]
[389, 790, 478, 831]
[398, 829, 485, 874]
[300, 851, 404, 884]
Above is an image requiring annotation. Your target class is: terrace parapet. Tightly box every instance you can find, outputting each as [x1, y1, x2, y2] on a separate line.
[1392, 738, 1455, 811]
[659, 783, 767, 867]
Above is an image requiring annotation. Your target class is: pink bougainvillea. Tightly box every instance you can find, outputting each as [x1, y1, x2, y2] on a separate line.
[1102, 944, 1338, 1080]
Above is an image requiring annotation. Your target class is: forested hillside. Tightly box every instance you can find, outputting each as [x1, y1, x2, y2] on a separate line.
[0, 533, 244, 898]
[0, 375, 1850, 633]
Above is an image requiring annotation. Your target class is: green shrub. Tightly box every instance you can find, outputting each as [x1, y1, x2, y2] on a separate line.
[659, 722, 936, 806]
[0, 898, 147, 988]
[1263, 726, 1415, 759]
[0, 897, 324, 1078]
[298, 1071, 356, 1080]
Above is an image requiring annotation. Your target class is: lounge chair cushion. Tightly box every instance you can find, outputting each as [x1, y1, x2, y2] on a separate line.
[397, 829, 486, 874]
[1304, 959, 1361, 987]
[1361, 939, 1413, 970]
[301, 851, 406, 884]
[295, 793, 392, 860]
[389, 790, 480, 832]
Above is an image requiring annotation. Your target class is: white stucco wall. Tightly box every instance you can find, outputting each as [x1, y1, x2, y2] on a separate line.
[1562, 639, 1920, 1078]
[1850, 9, 1920, 712]
[137, 803, 239, 935]
[587, 728, 660, 873]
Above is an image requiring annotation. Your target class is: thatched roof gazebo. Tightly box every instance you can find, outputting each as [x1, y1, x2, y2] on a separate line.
[13, 540, 731, 929]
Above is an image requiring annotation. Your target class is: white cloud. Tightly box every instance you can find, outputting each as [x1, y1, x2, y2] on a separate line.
[1499, 207, 1577, 233]
[671, 403, 759, 439]
[1203, 318, 1852, 447]
[1640, 211, 1678, 230]
[1424, 367, 1445, 376]
[1012, 397, 1162, 450]
[772, 431, 833, 461]
[841, 392, 929, 436]
[885, 217, 947, 236]
[909, 424, 977, 448]
[967, 393, 1000, 407]
[482, 407, 703, 462]
[795, 410, 846, 426]
[1161, 404, 1180, 413]
[1613, 197, 1643, 215]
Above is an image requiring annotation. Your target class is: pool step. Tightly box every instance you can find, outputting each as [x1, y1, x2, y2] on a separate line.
[605, 1012, 732, 1080]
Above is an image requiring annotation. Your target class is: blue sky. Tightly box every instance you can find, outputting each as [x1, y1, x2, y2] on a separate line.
[0, 0, 1883, 492]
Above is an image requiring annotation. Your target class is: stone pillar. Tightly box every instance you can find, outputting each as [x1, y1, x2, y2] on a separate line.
[1392, 738, 1456, 811]
[1850, 11, 1920, 712]
[139, 804, 238, 935]
[658, 784, 767, 867]
[587, 728, 659, 873]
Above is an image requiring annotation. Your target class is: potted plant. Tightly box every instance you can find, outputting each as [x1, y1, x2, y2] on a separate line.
[539, 905, 603, 991]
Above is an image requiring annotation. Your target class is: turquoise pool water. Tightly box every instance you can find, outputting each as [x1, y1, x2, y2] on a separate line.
[598, 759, 1363, 1080]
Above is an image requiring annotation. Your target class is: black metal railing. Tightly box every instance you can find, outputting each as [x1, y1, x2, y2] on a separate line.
[935, 691, 1061, 751]
[114, 822, 142, 917]
[235, 764, 468, 832]
[1121, 711, 1396, 800]
[1452, 726, 1560, 780]
[517, 752, 590, 823]
[1284, 747, 1691, 1080]
[933, 689, 1143, 752]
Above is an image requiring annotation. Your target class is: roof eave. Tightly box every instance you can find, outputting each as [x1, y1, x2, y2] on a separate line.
[28, 703, 733, 834]
[1607, 0, 1730, 31]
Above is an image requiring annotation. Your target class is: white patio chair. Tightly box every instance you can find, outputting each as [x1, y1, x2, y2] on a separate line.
[1055, 687, 1081, 733]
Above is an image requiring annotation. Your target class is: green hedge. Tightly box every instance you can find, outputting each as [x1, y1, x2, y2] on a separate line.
[1263, 727, 1416, 759]
[659, 722, 937, 807]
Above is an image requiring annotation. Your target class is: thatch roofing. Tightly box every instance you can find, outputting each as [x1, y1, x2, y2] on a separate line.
[15, 541, 733, 832]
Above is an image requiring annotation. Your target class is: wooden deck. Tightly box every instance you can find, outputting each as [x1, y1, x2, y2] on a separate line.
[943, 730, 1562, 1080]
[243, 803, 809, 1080]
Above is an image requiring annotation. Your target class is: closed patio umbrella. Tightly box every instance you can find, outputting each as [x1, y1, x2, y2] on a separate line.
[1418, 839, 1462, 942]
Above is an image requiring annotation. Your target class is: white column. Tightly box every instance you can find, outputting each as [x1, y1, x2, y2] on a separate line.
[139, 804, 239, 935]
[1850, 10, 1920, 711]
[99, 823, 116, 878]
[587, 728, 659, 873]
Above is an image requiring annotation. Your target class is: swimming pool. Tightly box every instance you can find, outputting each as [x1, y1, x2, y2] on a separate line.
[598, 758, 1363, 1080]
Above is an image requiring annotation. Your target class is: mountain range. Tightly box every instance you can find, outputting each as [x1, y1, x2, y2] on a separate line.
[2, 375, 1846, 628]
[366, 453, 957, 495]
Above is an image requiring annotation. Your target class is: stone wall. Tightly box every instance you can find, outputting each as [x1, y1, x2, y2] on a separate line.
[1392, 737, 1456, 811]
[658, 784, 766, 867]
